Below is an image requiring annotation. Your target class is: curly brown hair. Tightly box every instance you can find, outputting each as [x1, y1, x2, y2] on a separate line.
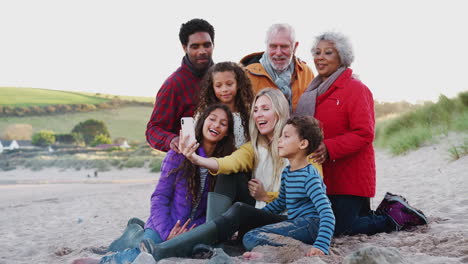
[179, 18, 215, 46]
[196, 61, 254, 141]
[171, 104, 236, 205]
[286, 116, 323, 154]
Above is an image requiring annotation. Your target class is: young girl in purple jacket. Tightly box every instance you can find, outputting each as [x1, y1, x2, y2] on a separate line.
[73, 104, 236, 264]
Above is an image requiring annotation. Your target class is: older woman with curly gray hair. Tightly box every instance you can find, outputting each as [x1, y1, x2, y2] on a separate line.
[295, 32, 427, 236]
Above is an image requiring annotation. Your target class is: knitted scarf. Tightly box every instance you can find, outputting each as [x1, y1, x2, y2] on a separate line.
[295, 67, 346, 116]
[183, 54, 214, 78]
[259, 53, 295, 112]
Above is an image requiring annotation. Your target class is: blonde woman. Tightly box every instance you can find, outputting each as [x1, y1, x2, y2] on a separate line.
[185, 88, 290, 209]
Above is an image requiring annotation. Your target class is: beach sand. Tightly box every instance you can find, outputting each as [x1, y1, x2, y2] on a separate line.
[1, 133, 467, 264]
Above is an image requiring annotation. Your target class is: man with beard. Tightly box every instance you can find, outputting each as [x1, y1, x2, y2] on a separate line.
[240, 23, 313, 112]
[146, 18, 215, 152]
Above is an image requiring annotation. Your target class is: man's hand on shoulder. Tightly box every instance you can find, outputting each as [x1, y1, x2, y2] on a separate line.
[170, 136, 180, 153]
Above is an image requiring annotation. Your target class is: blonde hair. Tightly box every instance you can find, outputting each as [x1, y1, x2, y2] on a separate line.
[248, 88, 290, 188]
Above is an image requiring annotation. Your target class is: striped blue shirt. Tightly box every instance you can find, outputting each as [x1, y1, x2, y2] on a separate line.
[263, 164, 335, 254]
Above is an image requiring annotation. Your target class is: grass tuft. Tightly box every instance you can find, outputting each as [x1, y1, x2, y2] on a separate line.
[386, 126, 433, 155]
[448, 138, 468, 161]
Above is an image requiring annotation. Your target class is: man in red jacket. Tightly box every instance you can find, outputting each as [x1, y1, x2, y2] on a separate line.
[146, 18, 215, 152]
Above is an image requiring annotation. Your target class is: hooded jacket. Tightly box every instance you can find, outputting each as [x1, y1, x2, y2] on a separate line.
[145, 147, 211, 240]
[240, 52, 314, 112]
[314, 68, 376, 197]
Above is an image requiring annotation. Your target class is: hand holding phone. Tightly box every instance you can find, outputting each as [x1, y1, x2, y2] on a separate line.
[181, 117, 196, 146]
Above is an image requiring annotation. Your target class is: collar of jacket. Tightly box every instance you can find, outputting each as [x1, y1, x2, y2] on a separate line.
[196, 144, 207, 158]
[242, 52, 307, 79]
[318, 68, 354, 100]
[181, 54, 213, 78]
[330, 68, 353, 89]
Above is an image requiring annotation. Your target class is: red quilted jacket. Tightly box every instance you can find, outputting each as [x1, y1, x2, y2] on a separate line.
[315, 68, 376, 197]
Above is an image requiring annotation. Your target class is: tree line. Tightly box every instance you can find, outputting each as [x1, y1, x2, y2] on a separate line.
[31, 119, 112, 147]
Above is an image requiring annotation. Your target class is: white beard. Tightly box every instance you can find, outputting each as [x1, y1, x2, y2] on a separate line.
[268, 55, 293, 72]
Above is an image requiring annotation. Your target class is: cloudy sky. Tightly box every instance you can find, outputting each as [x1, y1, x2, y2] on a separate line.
[1, 0, 467, 103]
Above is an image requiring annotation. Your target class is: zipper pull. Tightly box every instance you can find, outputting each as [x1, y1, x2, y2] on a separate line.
[336, 99, 340, 105]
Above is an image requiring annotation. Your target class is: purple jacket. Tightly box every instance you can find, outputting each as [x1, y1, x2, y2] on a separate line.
[145, 148, 211, 240]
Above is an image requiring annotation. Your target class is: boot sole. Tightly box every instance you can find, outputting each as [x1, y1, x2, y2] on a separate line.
[139, 239, 153, 254]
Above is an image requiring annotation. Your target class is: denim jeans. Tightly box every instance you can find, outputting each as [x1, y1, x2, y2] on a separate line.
[328, 195, 394, 236]
[242, 217, 319, 250]
[100, 228, 162, 264]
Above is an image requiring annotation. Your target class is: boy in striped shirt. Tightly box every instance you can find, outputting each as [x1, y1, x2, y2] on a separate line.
[243, 116, 335, 259]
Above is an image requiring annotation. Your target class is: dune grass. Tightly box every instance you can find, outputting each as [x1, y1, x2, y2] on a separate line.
[375, 92, 468, 155]
[0, 87, 109, 106]
[448, 139, 468, 160]
[0, 106, 153, 143]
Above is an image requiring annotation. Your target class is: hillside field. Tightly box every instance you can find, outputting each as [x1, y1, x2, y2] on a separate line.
[78, 91, 155, 103]
[0, 87, 111, 106]
[0, 106, 154, 143]
[0, 87, 154, 107]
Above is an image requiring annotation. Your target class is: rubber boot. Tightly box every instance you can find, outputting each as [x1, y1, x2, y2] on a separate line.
[141, 222, 218, 261]
[206, 192, 232, 222]
[127, 217, 145, 228]
[108, 218, 145, 252]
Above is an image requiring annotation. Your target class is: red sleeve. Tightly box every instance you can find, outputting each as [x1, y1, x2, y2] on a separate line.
[324, 84, 375, 160]
[146, 80, 180, 152]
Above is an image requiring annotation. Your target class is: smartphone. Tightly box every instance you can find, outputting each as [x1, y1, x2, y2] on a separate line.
[181, 117, 196, 145]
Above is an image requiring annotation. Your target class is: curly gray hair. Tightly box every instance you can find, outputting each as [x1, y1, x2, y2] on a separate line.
[312, 31, 354, 67]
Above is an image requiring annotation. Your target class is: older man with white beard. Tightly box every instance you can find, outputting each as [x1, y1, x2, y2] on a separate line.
[240, 23, 314, 112]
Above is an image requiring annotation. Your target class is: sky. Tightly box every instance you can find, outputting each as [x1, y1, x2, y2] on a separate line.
[1, 0, 467, 103]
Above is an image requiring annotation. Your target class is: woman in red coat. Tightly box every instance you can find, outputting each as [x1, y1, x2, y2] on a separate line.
[295, 32, 427, 236]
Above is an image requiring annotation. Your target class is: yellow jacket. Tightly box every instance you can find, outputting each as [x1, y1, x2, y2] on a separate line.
[240, 52, 314, 112]
[212, 142, 323, 203]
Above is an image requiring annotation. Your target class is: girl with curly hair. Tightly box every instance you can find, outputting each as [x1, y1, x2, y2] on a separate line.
[194, 62, 257, 221]
[196, 61, 254, 148]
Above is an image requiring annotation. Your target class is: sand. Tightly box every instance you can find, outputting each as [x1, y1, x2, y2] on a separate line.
[1, 133, 467, 264]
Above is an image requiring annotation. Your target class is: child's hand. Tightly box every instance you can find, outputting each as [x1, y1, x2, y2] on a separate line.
[243, 251, 264, 260]
[305, 247, 325, 256]
[309, 142, 328, 164]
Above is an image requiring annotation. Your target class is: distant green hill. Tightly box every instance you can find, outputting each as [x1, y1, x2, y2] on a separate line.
[78, 91, 155, 103]
[0, 87, 155, 117]
[0, 87, 111, 106]
[0, 87, 155, 107]
[0, 106, 153, 142]
[0, 87, 156, 142]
